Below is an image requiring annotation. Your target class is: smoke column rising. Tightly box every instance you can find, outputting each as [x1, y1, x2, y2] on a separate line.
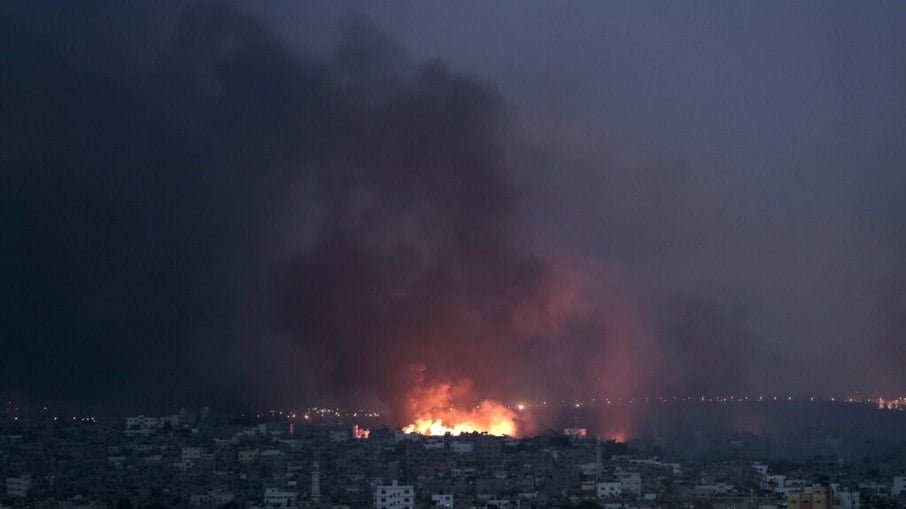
[0, 2, 665, 432]
[260, 20, 659, 431]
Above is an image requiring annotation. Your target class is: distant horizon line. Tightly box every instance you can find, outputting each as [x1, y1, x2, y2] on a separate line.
[3, 394, 905, 418]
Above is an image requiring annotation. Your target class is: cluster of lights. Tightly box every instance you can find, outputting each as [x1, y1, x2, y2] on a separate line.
[7, 393, 904, 427]
[502, 395, 905, 409]
[878, 397, 906, 410]
[266, 397, 897, 418]
[11, 415, 97, 423]
[254, 407, 382, 421]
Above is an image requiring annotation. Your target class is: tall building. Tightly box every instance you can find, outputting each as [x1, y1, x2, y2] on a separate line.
[311, 461, 320, 503]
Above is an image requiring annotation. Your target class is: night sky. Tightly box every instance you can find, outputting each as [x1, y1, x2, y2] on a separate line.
[3, 1, 906, 416]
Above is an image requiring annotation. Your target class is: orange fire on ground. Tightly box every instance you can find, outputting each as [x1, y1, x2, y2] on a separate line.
[401, 381, 521, 437]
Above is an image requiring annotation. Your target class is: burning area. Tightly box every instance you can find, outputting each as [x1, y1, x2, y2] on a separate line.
[8, 0, 906, 433]
[0, 0, 668, 435]
[253, 15, 660, 437]
[401, 379, 520, 436]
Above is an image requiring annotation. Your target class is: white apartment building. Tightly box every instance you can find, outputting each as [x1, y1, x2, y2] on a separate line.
[838, 490, 861, 509]
[893, 476, 906, 497]
[617, 471, 642, 495]
[374, 481, 415, 509]
[597, 481, 622, 499]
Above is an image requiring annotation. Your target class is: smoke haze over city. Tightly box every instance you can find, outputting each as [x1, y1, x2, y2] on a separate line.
[3, 1, 906, 431]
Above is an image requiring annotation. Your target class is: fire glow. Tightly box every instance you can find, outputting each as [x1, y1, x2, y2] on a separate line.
[401, 381, 521, 437]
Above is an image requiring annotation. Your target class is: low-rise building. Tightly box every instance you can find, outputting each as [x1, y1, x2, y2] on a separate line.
[430, 493, 453, 507]
[374, 481, 414, 509]
[597, 481, 622, 499]
[263, 488, 298, 508]
[6, 475, 31, 498]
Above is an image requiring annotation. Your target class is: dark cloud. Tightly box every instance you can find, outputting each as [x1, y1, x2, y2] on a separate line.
[4, 1, 906, 421]
[1, 2, 324, 411]
[258, 21, 653, 424]
[1, 3, 647, 422]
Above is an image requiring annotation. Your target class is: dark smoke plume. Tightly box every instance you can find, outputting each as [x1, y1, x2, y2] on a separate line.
[1, 2, 655, 424]
[1, 2, 316, 410]
[260, 23, 656, 423]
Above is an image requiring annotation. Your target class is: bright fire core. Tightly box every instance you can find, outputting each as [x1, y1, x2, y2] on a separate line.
[402, 400, 518, 436]
[401, 382, 520, 436]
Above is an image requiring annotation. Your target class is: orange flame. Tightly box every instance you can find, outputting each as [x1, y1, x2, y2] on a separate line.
[401, 381, 520, 436]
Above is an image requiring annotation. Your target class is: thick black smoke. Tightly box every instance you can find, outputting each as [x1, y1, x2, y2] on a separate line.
[258, 24, 646, 419]
[2, 3, 650, 417]
[2, 2, 326, 411]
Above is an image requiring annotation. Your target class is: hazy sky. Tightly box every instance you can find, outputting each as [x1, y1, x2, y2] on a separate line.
[3, 1, 905, 414]
[253, 1, 906, 396]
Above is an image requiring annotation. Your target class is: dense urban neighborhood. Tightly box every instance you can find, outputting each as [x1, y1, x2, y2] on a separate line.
[2, 407, 906, 509]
